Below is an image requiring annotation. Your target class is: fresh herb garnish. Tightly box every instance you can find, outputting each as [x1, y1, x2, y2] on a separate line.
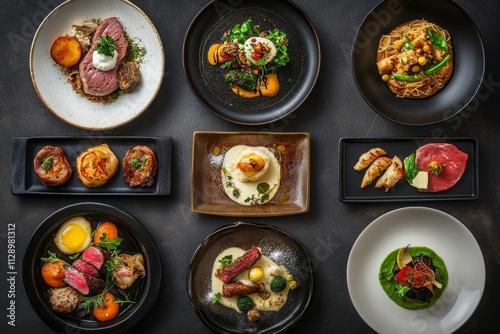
[427, 29, 448, 52]
[212, 292, 222, 304]
[244, 182, 276, 205]
[96, 35, 117, 57]
[68, 253, 80, 261]
[41, 157, 53, 171]
[403, 153, 420, 183]
[218, 255, 233, 268]
[78, 281, 114, 317]
[96, 233, 123, 278]
[41, 250, 62, 262]
[128, 158, 145, 170]
[114, 289, 136, 306]
[222, 167, 241, 199]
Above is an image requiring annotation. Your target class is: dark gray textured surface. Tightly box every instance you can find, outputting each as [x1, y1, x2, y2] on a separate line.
[1, 0, 499, 333]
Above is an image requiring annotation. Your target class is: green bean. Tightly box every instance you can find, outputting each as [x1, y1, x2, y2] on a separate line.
[424, 55, 451, 75]
[393, 73, 424, 82]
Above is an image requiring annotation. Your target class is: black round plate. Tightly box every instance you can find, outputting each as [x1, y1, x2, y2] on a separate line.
[22, 202, 162, 334]
[183, 0, 320, 125]
[352, 0, 485, 126]
[187, 222, 314, 333]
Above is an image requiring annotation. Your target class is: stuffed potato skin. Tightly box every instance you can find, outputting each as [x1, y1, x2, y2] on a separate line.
[76, 144, 119, 187]
[122, 145, 158, 187]
[33, 145, 72, 186]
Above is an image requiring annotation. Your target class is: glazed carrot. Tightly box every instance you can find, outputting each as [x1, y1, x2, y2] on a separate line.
[93, 292, 119, 322]
[93, 222, 119, 244]
[41, 260, 66, 287]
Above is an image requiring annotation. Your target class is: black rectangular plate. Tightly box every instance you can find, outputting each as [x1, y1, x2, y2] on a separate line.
[339, 137, 479, 202]
[11, 136, 172, 195]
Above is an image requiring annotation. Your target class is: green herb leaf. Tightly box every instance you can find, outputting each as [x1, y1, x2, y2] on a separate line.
[218, 255, 233, 268]
[41, 157, 53, 171]
[257, 183, 270, 194]
[96, 35, 117, 57]
[114, 289, 136, 306]
[40, 250, 62, 263]
[403, 153, 420, 183]
[427, 29, 448, 52]
[128, 158, 144, 169]
[212, 292, 222, 304]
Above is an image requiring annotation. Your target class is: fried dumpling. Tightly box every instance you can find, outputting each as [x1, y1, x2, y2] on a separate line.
[361, 156, 392, 188]
[353, 147, 387, 171]
[375, 155, 404, 192]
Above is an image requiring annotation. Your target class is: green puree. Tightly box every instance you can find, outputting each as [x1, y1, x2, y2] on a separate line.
[379, 246, 448, 310]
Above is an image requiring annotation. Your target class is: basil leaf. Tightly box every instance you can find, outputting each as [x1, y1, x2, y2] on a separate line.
[403, 153, 420, 183]
[427, 29, 448, 52]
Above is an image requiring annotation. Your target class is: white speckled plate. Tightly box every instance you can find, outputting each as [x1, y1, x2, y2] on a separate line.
[347, 207, 485, 334]
[30, 0, 164, 130]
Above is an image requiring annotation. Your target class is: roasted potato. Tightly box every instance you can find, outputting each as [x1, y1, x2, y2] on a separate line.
[50, 36, 82, 67]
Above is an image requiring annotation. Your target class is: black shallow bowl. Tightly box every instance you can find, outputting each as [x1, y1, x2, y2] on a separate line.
[22, 202, 161, 333]
[187, 222, 314, 333]
[353, 0, 485, 126]
[183, 0, 320, 125]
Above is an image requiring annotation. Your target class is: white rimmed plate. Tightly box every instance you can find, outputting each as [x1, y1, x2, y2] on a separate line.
[347, 207, 485, 334]
[30, 0, 164, 130]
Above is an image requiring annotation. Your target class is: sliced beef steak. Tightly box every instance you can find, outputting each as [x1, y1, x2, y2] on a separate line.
[81, 246, 109, 272]
[72, 259, 100, 278]
[415, 143, 468, 192]
[216, 246, 261, 283]
[79, 17, 128, 96]
[63, 266, 105, 296]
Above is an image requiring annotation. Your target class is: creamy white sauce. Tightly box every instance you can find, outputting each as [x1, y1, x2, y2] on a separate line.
[92, 50, 118, 71]
[221, 145, 281, 206]
[244, 37, 277, 65]
[211, 247, 289, 313]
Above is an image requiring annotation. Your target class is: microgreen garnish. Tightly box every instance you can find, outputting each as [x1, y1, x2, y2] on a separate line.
[212, 292, 222, 304]
[96, 35, 116, 57]
[218, 255, 233, 268]
[40, 250, 61, 263]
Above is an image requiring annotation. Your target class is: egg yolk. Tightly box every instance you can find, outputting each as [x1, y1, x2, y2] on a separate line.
[60, 224, 87, 252]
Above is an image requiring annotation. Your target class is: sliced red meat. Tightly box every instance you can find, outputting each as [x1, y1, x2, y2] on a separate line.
[222, 281, 265, 298]
[216, 246, 261, 284]
[63, 266, 104, 296]
[81, 246, 109, 272]
[72, 259, 99, 278]
[415, 143, 468, 192]
[79, 17, 128, 96]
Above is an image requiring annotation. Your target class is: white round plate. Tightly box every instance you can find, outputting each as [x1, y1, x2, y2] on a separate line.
[30, 0, 164, 130]
[347, 207, 485, 334]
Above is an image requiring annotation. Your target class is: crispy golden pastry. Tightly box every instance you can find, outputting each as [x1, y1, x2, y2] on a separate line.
[353, 148, 387, 171]
[76, 143, 119, 187]
[375, 155, 404, 192]
[361, 156, 392, 188]
[33, 145, 72, 186]
[122, 145, 158, 187]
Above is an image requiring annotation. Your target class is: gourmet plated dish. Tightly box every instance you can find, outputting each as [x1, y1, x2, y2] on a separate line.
[376, 19, 453, 98]
[40, 218, 146, 321]
[33, 142, 159, 189]
[50, 17, 145, 102]
[379, 245, 448, 310]
[207, 19, 289, 98]
[353, 143, 467, 192]
[211, 246, 298, 323]
[34, 145, 73, 186]
[122, 145, 158, 187]
[221, 145, 281, 206]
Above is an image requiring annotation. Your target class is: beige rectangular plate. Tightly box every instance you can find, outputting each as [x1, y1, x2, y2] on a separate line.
[191, 131, 310, 216]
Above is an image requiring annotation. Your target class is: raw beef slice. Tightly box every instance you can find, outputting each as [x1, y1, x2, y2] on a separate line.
[415, 143, 468, 192]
